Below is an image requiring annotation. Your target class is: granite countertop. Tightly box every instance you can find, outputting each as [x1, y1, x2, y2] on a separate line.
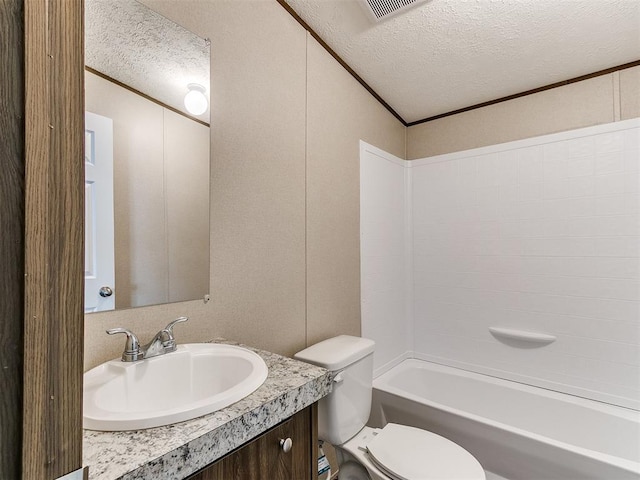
[83, 340, 331, 480]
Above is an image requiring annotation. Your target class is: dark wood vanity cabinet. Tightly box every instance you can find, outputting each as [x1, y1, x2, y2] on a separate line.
[188, 404, 317, 480]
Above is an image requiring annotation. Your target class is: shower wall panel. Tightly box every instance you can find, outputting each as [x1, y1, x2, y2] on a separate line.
[411, 119, 639, 409]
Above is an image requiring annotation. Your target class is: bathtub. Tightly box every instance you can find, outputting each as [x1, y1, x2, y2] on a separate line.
[370, 359, 640, 480]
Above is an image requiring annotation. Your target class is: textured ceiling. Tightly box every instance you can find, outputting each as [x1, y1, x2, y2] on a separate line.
[85, 0, 210, 123]
[286, 0, 640, 123]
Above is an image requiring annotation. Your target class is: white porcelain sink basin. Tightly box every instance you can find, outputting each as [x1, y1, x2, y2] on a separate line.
[83, 343, 268, 431]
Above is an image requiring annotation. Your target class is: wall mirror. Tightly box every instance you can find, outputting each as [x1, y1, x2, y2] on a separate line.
[84, 0, 211, 313]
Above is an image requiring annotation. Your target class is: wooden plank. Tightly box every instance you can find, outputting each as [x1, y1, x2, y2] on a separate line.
[0, 0, 25, 478]
[23, 0, 85, 478]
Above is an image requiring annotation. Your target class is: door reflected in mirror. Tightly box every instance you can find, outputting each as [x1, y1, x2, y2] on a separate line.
[84, 0, 210, 312]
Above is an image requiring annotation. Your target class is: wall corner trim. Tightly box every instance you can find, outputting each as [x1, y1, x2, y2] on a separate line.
[274, 2, 640, 130]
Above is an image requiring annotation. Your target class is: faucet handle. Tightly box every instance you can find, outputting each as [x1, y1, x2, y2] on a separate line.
[106, 328, 143, 362]
[163, 316, 188, 340]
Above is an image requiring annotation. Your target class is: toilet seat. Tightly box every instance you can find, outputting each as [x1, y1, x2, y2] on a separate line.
[362, 424, 485, 480]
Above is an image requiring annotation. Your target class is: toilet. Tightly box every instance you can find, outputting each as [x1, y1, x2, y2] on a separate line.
[295, 335, 485, 480]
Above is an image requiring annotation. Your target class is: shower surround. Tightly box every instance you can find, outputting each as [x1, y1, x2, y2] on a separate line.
[360, 118, 640, 410]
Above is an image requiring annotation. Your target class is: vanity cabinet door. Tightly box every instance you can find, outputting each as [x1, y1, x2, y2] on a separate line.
[188, 404, 316, 480]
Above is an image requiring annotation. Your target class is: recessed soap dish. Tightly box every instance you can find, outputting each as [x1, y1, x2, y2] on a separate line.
[489, 327, 556, 347]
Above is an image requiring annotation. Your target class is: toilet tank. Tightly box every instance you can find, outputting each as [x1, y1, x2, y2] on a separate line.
[294, 335, 375, 445]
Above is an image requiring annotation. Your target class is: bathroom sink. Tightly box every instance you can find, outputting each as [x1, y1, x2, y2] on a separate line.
[83, 343, 268, 431]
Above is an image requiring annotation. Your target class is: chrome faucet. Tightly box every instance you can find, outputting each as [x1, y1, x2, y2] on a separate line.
[107, 316, 189, 362]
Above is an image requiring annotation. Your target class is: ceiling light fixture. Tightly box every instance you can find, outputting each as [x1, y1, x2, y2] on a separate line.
[184, 83, 208, 116]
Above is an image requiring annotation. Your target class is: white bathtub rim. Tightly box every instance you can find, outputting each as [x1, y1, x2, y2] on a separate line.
[375, 357, 638, 430]
[409, 355, 640, 417]
[405, 351, 640, 411]
[373, 358, 640, 475]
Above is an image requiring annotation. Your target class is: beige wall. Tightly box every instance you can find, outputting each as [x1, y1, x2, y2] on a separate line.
[621, 66, 640, 120]
[306, 37, 405, 345]
[407, 65, 640, 159]
[83, 0, 406, 370]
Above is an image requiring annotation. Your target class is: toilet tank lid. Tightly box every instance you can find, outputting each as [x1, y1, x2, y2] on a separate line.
[294, 335, 375, 371]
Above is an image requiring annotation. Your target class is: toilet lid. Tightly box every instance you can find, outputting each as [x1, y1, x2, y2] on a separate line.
[366, 424, 485, 480]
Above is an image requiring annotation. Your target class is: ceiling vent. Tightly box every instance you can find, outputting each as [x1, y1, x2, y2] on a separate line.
[361, 0, 427, 22]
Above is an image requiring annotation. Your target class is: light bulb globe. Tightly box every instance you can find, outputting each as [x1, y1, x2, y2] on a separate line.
[184, 84, 208, 115]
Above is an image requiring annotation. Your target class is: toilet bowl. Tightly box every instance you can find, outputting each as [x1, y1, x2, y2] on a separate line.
[295, 335, 485, 480]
